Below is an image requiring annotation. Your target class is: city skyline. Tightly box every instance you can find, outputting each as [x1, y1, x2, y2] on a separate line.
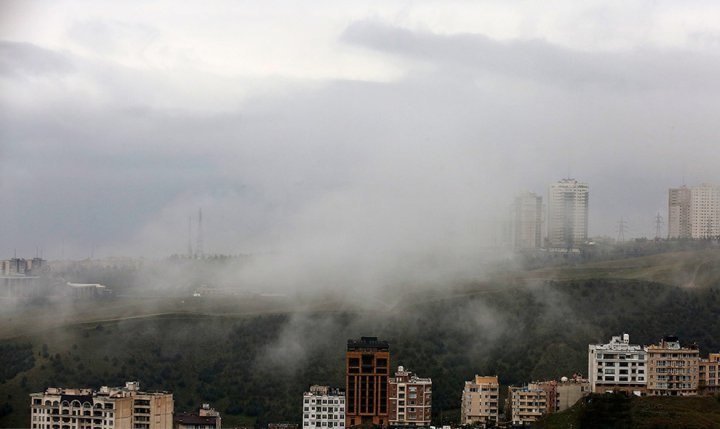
[2, 1, 720, 266]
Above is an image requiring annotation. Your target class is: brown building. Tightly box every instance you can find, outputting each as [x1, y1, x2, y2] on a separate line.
[388, 366, 431, 427]
[460, 375, 499, 427]
[699, 353, 720, 395]
[646, 336, 700, 396]
[174, 404, 220, 429]
[346, 337, 390, 427]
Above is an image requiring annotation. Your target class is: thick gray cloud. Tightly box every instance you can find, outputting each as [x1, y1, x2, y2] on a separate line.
[1, 6, 719, 285]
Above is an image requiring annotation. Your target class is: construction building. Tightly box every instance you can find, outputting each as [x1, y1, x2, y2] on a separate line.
[388, 366, 431, 427]
[345, 337, 390, 427]
[29, 381, 173, 429]
[302, 385, 345, 429]
[460, 375, 499, 427]
[588, 333, 647, 395]
[646, 336, 700, 396]
[547, 178, 589, 251]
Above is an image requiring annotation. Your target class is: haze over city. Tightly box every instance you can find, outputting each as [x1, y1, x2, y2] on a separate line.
[2, 0, 720, 265]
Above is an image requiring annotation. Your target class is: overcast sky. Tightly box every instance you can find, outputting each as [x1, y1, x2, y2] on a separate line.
[2, 0, 720, 262]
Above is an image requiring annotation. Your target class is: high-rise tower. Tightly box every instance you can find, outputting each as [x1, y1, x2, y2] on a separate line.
[547, 179, 589, 251]
[346, 337, 390, 427]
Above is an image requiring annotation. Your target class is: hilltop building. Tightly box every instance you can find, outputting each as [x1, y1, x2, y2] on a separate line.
[699, 353, 720, 395]
[388, 366, 431, 427]
[588, 334, 647, 395]
[507, 384, 547, 426]
[668, 184, 720, 239]
[512, 192, 543, 250]
[646, 336, 700, 396]
[346, 337, 390, 427]
[174, 404, 221, 429]
[460, 375, 499, 427]
[533, 376, 591, 413]
[29, 381, 173, 429]
[547, 179, 589, 251]
[302, 385, 345, 429]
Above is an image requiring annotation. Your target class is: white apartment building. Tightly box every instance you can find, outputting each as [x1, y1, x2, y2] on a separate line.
[547, 179, 589, 251]
[302, 386, 345, 429]
[460, 375, 499, 427]
[588, 334, 647, 395]
[513, 192, 543, 250]
[29, 382, 173, 429]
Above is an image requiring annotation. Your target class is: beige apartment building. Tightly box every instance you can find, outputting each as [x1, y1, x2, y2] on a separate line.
[668, 183, 720, 239]
[534, 376, 590, 413]
[460, 375, 499, 427]
[699, 353, 720, 395]
[30, 382, 173, 429]
[646, 336, 700, 396]
[507, 384, 547, 426]
[387, 366, 431, 427]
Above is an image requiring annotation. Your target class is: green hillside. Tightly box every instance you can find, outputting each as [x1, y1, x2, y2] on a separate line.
[1, 250, 719, 428]
[536, 394, 720, 429]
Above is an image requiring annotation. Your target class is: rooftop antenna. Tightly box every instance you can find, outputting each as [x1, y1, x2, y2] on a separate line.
[616, 218, 628, 242]
[654, 212, 664, 240]
[196, 208, 204, 258]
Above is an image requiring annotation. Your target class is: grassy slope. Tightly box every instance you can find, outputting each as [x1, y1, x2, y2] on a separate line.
[1, 249, 719, 428]
[537, 394, 720, 429]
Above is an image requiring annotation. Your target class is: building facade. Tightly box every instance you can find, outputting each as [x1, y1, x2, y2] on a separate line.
[388, 366, 431, 427]
[588, 334, 647, 395]
[346, 337, 390, 427]
[30, 382, 173, 429]
[460, 375, 499, 427]
[646, 336, 700, 396]
[547, 179, 589, 251]
[690, 183, 720, 238]
[699, 353, 720, 395]
[534, 376, 590, 414]
[507, 385, 547, 426]
[668, 186, 692, 239]
[513, 192, 543, 250]
[669, 184, 720, 239]
[302, 386, 345, 429]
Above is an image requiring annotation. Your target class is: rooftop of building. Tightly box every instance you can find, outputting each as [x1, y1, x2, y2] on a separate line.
[473, 375, 499, 385]
[347, 336, 389, 351]
[589, 334, 644, 352]
[33, 382, 170, 399]
[174, 413, 219, 426]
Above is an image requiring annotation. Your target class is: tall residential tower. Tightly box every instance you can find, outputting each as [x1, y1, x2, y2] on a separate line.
[547, 179, 589, 251]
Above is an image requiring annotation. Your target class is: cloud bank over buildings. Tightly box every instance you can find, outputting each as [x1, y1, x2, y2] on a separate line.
[2, 1, 720, 276]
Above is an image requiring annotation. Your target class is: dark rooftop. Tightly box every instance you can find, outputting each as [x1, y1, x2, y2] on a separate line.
[174, 413, 218, 426]
[347, 336, 389, 351]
